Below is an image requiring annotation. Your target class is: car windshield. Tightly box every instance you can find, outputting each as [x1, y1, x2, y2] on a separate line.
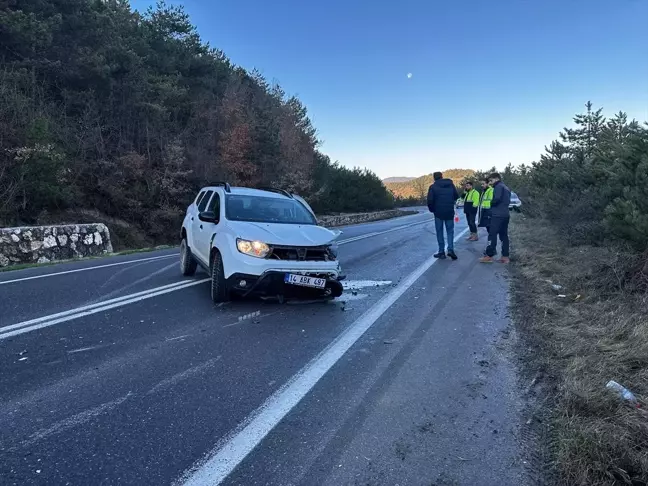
[225, 194, 317, 225]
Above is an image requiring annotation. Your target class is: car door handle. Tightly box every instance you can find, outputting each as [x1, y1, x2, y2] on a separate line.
[200, 224, 203, 229]
[191, 217, 194, 221]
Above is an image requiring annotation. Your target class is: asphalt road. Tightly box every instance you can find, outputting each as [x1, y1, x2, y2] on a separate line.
[0, 209, 531, 486]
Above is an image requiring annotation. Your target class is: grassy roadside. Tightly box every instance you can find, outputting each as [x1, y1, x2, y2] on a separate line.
[509, 215, 648, 485]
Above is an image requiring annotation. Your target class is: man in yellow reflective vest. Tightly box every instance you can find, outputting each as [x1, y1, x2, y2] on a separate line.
[478, 178, 494, 232]
[463, 181, 480, 241]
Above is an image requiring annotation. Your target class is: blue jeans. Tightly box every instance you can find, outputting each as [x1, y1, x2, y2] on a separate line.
[435, 217, 455, 253]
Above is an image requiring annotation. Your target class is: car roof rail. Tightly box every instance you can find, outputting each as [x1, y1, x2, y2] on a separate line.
[257, 187, 293, 198]
[209, 182, 231, 193]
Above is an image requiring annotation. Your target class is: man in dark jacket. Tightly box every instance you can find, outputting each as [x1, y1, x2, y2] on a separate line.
[427, 171, 459, 260]
[480, 172, 511, 263]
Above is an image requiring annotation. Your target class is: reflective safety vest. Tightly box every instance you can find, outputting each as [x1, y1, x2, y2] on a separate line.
[480, 187, 494, 209]
[464, 189, 479, 207]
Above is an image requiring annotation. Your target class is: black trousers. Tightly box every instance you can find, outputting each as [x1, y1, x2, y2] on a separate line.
[485, 216, 510, 257]
[465, 208, 477, 233]
[478, 208, 491, 230]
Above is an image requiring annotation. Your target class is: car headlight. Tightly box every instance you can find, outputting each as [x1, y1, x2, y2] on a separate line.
[236, 239, 270, 258]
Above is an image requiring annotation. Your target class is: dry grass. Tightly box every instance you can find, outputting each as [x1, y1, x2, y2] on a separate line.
[510, 215, 648, 486]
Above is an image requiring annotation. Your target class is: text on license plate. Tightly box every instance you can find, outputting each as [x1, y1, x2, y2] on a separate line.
[284, 274, 326, 289]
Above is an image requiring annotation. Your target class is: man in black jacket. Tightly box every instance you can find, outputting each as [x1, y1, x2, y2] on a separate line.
[480, 172, 511, 263]
[427, 172, 459, 260]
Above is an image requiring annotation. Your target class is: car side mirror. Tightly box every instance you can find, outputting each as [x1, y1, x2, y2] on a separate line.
[198, 211, 218, 224]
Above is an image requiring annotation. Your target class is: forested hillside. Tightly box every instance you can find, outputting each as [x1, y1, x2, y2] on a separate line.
[0, 0, 394, 247]
[386, 169, 475, 202]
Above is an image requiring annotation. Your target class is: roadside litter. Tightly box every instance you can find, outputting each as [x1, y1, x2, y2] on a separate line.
[606, 380, 640, 407]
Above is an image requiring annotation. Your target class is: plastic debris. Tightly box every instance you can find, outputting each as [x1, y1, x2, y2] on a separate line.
[606, 380, 639, 406]
[551, 284, 563, 291]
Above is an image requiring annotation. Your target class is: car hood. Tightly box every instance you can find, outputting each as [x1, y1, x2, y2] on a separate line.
[228, 221, 341, 246]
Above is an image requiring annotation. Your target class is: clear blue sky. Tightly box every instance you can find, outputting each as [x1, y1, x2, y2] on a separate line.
[132, 0, 648, 178]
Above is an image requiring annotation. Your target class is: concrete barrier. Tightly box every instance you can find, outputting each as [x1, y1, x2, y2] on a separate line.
[0, 224, 113, 268]
[317, 209, 417, 228]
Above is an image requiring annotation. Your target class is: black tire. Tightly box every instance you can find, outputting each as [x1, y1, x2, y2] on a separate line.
[329, 280, 344, 299]
[180, 238, 197, 276]
[210, 250, 230, 303]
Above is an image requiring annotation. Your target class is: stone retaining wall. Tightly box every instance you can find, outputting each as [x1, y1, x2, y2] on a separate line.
[317, 209, 417, 228]
[0, 224, 113, 268]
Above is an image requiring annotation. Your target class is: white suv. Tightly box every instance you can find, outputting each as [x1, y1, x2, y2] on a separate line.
[180, 183, 344, 303]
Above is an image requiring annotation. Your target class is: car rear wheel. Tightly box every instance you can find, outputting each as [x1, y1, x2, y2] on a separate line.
[210, 250, 230, 303]
[180, 238, 197, 276]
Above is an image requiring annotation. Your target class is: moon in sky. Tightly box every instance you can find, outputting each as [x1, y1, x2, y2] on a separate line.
[407, 73, 413, 79]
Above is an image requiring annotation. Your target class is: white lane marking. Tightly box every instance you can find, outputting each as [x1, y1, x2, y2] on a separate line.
[67, 344, 111, 354]
[147, 356, 222, 395]
[22, 393, 132, 448]
[0, 279, 210, 341]
[338, 293, 369, 302]
[179, 227, 470, 486]
[166, 334, 192, 342]
[0, 280, 198, 334]
[94, 261, 178, 303]
[0, 254, 177, 286]
[342, 280, 393, 290]
[337, 218, 432, 245]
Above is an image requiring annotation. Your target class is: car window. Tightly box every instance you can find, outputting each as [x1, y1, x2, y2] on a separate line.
[225, 194, 316, 225]
[198, 190, 213, 212]
[195, 190, 206, 207]
[208, 192, 220, 217]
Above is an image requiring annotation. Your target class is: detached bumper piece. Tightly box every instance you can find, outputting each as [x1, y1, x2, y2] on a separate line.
[227, 271, 343, 301]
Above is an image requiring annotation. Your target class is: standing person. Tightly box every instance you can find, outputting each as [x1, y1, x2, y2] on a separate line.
[478, 178, 493, 233]
[427, 171, 459, 260]
[480, 172, 511, 264]
[463, 182, 480, 241]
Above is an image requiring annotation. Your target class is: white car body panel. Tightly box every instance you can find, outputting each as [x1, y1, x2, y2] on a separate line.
[182, 186, 342, 281]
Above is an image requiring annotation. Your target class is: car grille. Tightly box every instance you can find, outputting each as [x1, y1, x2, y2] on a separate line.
[269, 245, 334, 261]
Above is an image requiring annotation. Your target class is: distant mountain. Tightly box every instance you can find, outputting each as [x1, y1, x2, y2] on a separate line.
[383, 177, 415, 183]
[385, 169, 476, 200]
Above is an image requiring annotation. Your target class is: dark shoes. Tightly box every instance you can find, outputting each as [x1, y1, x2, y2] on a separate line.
[435, 251, 457, 260]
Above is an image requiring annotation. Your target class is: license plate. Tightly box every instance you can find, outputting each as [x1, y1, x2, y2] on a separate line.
[284, 274, 326, 289]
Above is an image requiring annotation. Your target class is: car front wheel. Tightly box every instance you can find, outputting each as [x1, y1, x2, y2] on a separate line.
[210, 250, 230, 303]
[180, 238, 197, 276]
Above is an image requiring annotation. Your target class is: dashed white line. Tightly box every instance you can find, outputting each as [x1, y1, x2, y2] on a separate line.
[147, 357, 222, 395]
[22, 393, 133, 448]
[179, 227, 469, 486]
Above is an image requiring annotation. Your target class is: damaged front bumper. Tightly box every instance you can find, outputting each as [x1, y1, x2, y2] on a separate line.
[227, 270, 345, 300]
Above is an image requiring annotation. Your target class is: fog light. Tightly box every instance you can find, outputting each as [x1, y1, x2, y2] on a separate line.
[239, 280, 247, 288]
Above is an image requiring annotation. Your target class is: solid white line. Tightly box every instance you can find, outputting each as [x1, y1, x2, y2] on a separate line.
[0, 279, 210, 341]
[0, 254, 177, 286]
[179, 227, 470, 486]
[0, 280, 197, 334]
